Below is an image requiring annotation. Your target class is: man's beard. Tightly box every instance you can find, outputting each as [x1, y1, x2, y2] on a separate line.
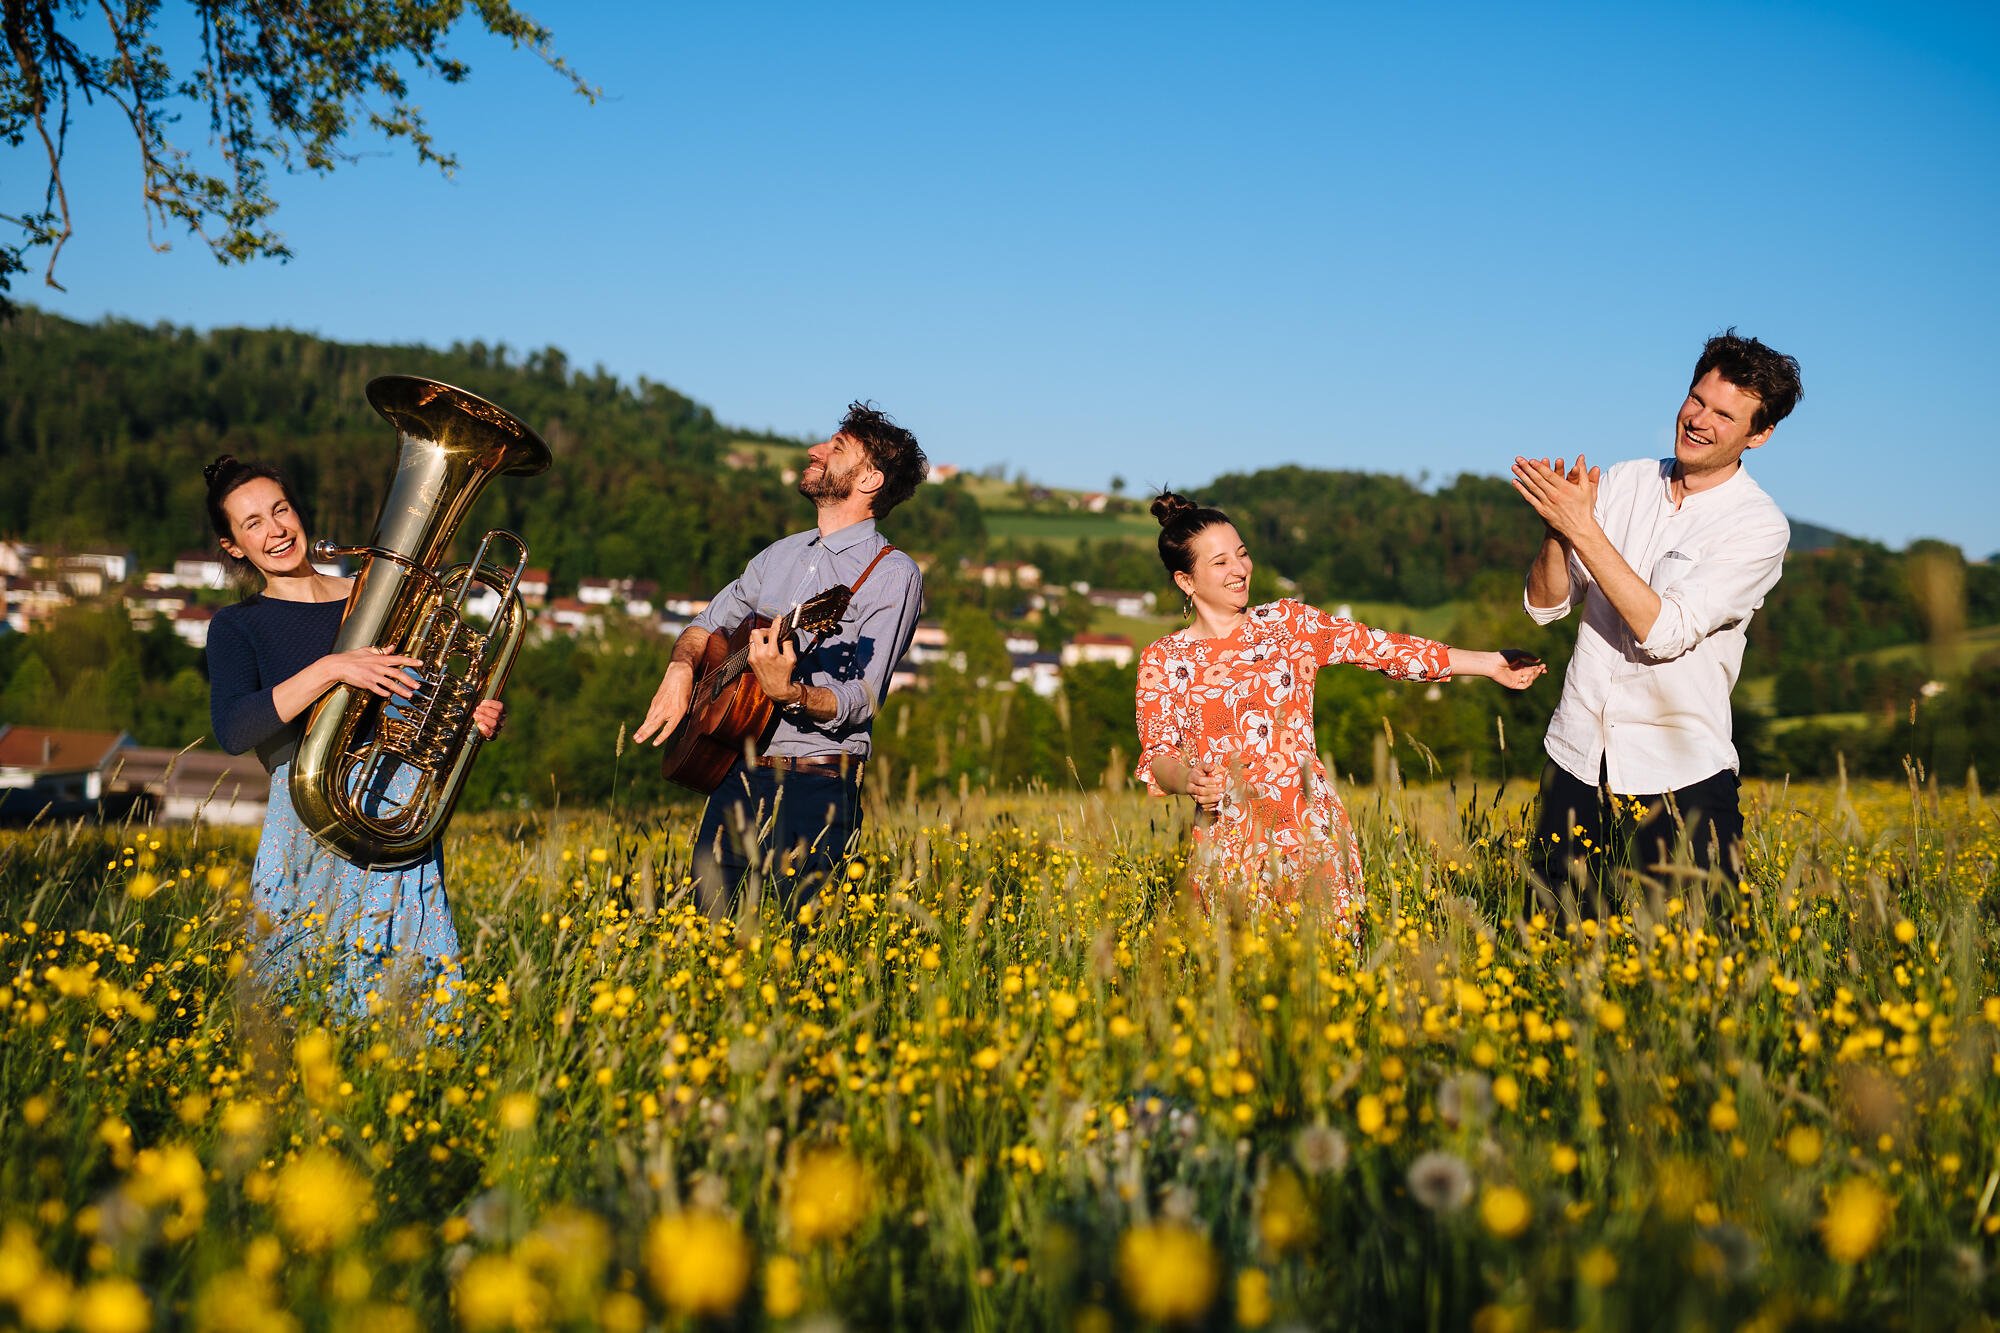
[798, 460, 855, 502]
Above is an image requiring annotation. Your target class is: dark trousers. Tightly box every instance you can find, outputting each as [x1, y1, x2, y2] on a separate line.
[691, 758, 863, 919]
[1529, 758, 1743, 919]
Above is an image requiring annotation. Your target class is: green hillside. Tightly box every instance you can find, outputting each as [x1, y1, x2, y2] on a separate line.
[3, 310, 1996, 794]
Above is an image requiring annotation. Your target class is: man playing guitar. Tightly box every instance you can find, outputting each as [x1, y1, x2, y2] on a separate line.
[634, 402, 927, 916]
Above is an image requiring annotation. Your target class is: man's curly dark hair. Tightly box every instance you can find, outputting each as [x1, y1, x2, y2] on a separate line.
[839, 401, 927, 517]
[1691, 329, 1802, 435]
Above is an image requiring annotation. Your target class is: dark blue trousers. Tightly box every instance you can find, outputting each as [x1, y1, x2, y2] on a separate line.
[1529, 758, 1743, 919]
[691, 758, 862, 918]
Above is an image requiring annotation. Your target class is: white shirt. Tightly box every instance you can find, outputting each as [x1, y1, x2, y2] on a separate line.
[1526, 458, 1788, 794]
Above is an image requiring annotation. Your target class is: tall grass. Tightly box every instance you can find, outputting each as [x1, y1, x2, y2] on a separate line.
[1, 771, 1995, 1329]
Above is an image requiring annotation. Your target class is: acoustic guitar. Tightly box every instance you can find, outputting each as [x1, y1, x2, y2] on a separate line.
[657, 585, 853, 794]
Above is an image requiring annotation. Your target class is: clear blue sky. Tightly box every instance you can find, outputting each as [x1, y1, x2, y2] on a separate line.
[21, 1, 2000, 555]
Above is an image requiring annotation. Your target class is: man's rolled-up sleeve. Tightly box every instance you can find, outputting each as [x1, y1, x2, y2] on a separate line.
[823, 558, 922, 729]
[1523, 550, 1588, 625]
[1636, 518, 1790, 662]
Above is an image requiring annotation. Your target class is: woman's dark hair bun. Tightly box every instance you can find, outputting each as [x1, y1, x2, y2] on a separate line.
[1150, 489, 1234, 577]
[1150, 490, 1200, 528]
[203, 454, 238, 488]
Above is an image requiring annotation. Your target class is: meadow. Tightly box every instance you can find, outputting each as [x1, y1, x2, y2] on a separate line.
[2, 771, 1997, 1331]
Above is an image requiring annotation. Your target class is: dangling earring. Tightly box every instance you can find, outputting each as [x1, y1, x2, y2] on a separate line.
[1181, 591, 1193, 620]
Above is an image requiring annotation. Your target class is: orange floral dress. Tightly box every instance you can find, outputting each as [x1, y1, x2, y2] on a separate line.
[1134, 599, 1452, 920]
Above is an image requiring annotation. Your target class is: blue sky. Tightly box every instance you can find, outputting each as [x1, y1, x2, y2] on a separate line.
[19, 1, 2000, 554]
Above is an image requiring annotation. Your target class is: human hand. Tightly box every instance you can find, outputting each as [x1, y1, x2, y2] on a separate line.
[747, 624, 800, 706]
[1186, 756, 1227, 810]
[472, 698, 506, 740]
[322, 646, 422, 699]
[1510, 453, 1600, 541]
[634, 663, 694, 746]
[1488, 648, 1547, 691]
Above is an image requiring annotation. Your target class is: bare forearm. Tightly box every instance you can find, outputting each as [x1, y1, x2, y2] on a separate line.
[1149, 754, 1192, 795]
[1525, 530, 1571, 610]
[1445, 648, 1500, 680]
[1569, 525, 1661, 641]
[776, 681, 840, 723]
[669, 627, 710, 672]
[269, 660, 334, 724]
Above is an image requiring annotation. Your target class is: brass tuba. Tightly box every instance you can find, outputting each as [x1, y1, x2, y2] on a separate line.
[289, 375, 552, 868]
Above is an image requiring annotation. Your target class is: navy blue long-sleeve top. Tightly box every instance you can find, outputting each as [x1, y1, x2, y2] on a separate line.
[206, 595, 345, 771]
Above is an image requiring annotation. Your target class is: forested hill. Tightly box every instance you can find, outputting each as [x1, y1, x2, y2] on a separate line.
[4, 310, 1992, 652]
[0, 309, 984, 593]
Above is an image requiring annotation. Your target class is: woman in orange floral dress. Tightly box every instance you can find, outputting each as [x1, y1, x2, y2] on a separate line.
[1135, 491, 1545, 922]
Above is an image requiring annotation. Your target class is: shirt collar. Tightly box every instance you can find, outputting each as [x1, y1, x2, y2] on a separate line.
[1655, 457, 1752, 507]
[813, 516, 880, 554]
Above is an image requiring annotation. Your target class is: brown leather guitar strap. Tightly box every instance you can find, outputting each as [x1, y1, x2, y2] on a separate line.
[800, 545, 898, 656]
[848, 543, 897, 596]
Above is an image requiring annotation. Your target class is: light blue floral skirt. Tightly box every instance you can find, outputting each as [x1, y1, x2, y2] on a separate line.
[250, 758, 461, 1009]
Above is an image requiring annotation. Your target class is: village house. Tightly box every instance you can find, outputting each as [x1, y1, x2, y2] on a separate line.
[0, 540, 34, 578]
[105, 747, 269, 826]
[0, 726, 135, 818]
[171, 552, 230, 590]
[660, 593, 711, 619]
[963, 559, 1042, 589]
[1085, 588, 1157, 618]
[172, 605, 215, 649]
[57, 549, 135, 596]
[516, 568, 552, 607]
[906, 621, 950, 666]
[1009, 651, 1064, 697]
[124, 589, 190, 627]
[574, 576, 659, 619]
[1061, 632, 1135, 669]
[458, 583, 504, 625]
[3, 577, 67, 633]
[1002, 628, 1040, 657]
[543, 597, 602, 638]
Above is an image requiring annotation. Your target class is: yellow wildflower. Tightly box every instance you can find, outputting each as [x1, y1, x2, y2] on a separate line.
[1577, 1247, 1619, 1288]
[1820, 1177, 1892, 1264]
[272, 1151, 370, 1252]
[646, 1210, 751, 1317]
[764, 1255, 804, 1319]
[455, 1253, 544, 1331]
[786, 1148, 872, 1245]
[1117, 1221, 1217, 1324]
[1257, 1169, 1313, 1254]
[1236, 1267, 1272, 1328]
[1480, 1186, 1533, 1240]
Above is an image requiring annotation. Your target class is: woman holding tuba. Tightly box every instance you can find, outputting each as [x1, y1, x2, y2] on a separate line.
[203, 454, 505, 1006]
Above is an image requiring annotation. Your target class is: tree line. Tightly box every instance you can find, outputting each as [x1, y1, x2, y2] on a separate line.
[4, 310, 1995, 796]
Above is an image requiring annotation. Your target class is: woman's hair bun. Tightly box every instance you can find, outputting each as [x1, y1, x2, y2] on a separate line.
[203, 454, 239, 488]
[1151, 490, 1200, 528]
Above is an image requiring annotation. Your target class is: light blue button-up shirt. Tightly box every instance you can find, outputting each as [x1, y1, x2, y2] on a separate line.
[690, 517, 924, 759]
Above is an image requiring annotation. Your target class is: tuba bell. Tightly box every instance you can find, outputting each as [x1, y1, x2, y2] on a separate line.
[289, 375, 552, 869]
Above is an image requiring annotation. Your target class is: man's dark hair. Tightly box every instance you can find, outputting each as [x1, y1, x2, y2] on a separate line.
[839, 401, 927, 517]
[1691, 329, 1803, 435]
